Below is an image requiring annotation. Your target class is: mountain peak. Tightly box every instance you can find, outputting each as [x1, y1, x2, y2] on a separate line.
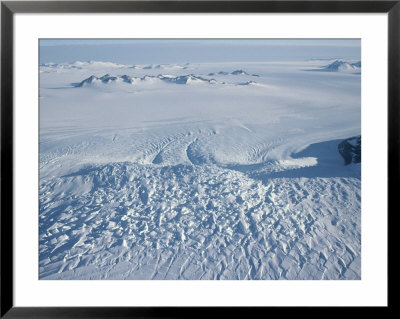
[324, 60, 361, 72]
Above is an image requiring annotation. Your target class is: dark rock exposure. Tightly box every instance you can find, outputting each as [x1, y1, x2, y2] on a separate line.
[338, 136, 361, 165]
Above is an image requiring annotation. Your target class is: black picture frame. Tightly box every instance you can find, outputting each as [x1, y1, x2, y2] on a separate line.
[1, 1, 396, 317]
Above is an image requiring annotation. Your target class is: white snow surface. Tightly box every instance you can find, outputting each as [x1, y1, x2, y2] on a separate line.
[39, 60, 361, 280]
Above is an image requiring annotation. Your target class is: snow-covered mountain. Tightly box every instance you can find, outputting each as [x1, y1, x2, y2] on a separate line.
[237, 80, 257, 86]
[231, 69, 249, 75]
[208, 69, 255, 76]
[40, 60, 129, 70]
[78, 74, 218, 87]
[140, 64, 187, 70]
[322, 60, 361, 73]
[159, 74, 216, 85]
[40, 61, 189, 74]
[76, 73, 270, 88]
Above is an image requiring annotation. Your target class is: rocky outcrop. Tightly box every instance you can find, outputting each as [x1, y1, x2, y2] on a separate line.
[338, 136, 361, 165]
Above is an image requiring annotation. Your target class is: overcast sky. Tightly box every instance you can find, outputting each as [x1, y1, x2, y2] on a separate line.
[40, 39, 361, 64]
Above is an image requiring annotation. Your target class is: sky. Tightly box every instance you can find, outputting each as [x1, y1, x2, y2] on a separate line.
[39, 39, 361, 64]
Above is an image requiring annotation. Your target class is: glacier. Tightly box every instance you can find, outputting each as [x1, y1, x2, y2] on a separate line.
[39, 58, 361, 280]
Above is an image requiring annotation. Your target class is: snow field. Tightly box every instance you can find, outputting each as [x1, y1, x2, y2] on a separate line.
[40, 162, 360, 280]
[39, 59, 361, 279]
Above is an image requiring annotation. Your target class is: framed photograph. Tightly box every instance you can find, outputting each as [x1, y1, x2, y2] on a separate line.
[1, 0, 395, 316]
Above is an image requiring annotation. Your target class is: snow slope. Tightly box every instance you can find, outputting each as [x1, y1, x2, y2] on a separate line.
[307, 60, 361, 73]
[39, 59, 361, 280]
